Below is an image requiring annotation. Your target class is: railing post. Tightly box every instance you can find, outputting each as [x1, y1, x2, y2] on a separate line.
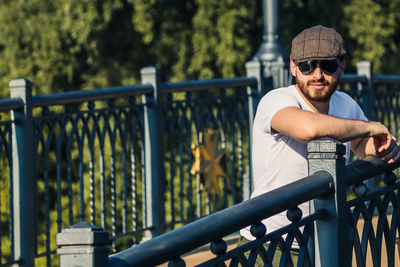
[141, 66, 166, 240]
[246, 60, 264, 113]
[57, 222, 110, 267]
[308, 137, 350, 267]
[356, 61, 379, 190]
[356, 61, 374, 120]
[244, 61, 264, 200]
[9, 78, 35, 267]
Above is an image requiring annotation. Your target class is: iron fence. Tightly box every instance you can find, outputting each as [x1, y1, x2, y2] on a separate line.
[101, 138, 400, 267]
[0, 67, 258, 267]
[0, 61, 400, 266]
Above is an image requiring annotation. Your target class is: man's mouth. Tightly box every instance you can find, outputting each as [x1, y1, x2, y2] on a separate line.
[309, 82, 326, 90]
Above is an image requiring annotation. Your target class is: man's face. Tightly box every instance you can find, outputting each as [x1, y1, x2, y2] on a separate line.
[290, 59, 345, 103]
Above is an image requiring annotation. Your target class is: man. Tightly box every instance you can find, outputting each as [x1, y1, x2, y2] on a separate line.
[238, 25, 400, 265]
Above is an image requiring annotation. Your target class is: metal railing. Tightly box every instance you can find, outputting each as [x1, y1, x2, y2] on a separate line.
[57, 138, 400, 266]
[0, 61, 400, 266]
[0, 67, 258, 266]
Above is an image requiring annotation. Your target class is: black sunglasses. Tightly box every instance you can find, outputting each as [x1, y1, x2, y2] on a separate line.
[296, 59, 340, 75]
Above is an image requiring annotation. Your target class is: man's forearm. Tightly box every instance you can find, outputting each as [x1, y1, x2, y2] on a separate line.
[271, 107, 383, 143]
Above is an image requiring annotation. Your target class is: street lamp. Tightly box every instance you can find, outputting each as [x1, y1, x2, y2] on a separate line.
[252, 0, 290, 90]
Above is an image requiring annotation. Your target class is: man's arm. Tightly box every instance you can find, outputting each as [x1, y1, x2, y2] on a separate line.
[271, 106, 400, 163]
[351, 136, 400, 164]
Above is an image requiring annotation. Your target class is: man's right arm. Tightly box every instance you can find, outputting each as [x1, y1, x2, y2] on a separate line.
[271, 106, 400, 163]
[270, 106, 392, 150]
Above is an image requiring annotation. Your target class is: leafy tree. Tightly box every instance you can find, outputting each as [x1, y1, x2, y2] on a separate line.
[343, 0, 400, 74]
[0, 0, 146, 96]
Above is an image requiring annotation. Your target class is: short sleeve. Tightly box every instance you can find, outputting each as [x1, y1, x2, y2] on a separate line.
[254, 88, 303, 134]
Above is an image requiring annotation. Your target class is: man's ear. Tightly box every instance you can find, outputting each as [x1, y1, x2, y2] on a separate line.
[339, 60, 346, 75]
[290, 59, 297, 77]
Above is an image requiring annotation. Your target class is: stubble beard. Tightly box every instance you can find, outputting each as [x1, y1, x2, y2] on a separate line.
[296, 77, 339, 102]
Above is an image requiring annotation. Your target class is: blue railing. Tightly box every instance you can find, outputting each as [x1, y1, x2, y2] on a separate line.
[107, 169, 332, 266]
[0, 61, 400, 266]
[0, 67, 258, 266]
[98, 138, 400, 267]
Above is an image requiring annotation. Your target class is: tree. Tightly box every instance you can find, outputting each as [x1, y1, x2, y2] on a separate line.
[0, 0, 147, 96]
[343, 0, 400, 74]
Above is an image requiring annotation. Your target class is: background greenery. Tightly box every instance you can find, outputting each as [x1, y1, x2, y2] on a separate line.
[0, 0, 399, 265]
[0, 0, 399, 97]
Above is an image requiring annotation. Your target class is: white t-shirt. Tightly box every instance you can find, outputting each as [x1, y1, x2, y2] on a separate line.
[240, 85, 367, 242]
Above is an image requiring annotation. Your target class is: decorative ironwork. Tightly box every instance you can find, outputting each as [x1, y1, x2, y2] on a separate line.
[347, 173, 400, 266]
[33, 96, 146, 264]
[0, 64, 399, 266]
[163, 85, 251, 230]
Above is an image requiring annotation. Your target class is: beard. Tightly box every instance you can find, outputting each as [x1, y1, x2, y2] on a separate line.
[295, 76, 339, 102]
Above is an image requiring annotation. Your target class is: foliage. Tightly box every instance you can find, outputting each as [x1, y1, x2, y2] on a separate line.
[343, 0, 400, 74]
[0, 0, 399, 97]
[0, 0, 146, 96]
[0, 1, 400, 265]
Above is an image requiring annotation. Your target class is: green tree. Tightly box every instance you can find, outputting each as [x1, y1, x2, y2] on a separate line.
[343, 0, 400, 74]
[0, 0, 147, 96]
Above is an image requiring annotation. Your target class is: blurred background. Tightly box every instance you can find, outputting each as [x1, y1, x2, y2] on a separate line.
[0, 0, 399, 96]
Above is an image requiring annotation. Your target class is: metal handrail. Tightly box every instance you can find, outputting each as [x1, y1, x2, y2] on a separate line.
[0, 98, 24, 112]
[342, 74, 368, 83]
[161, 77, 257, 93]
[28, 77, 257, 107]
[345, 155, 400, 187]
[108, 170, 333, 267]
[31, 84, 154, 107]
[373, 75, 400, 84]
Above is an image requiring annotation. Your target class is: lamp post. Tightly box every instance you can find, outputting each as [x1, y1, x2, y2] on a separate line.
[252, 0, 290, 91]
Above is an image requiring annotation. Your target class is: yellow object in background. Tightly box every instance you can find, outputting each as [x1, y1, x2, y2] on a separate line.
[190, 129, 227, 194]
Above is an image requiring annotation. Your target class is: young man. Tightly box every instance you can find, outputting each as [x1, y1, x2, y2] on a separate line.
[238, 25, 400, 264]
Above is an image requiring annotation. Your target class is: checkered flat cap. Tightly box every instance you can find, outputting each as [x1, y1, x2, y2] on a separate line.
[290, 25, 346, 62]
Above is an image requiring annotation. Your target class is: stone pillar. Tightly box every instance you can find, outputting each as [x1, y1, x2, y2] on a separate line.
[57, 222, 110, 267]
[10, 78, 35, 267]
[308, 137, 351, 267]
[141, 66, 166, 241]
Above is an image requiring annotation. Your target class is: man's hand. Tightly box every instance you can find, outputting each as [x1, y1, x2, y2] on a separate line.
[375, 137, 400, 164]
[367, 121, 400, 164]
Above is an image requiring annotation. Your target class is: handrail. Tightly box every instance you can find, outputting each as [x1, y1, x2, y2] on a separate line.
[0, 98, 24, 112]
[108, 170, 333, 267]
[373, 75, 400, 84]
[31, 84, 154, 107]
[341, 74, 368, 83]
[30, 77, 257, 107]
[341, 74, 400, 84]
[345, 155, 400, 187]
[161, 77, 257, 94]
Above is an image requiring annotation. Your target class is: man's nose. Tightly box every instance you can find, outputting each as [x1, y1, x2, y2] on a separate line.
[312, 64, 324, 80]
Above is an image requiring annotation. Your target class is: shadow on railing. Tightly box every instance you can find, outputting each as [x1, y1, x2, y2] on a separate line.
[56, 137, 400, 266]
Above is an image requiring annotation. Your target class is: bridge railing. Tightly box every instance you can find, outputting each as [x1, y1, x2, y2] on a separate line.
[57, 137, 400, 266]
[0, 66, 259, 266]
[1, 60, 400, 266]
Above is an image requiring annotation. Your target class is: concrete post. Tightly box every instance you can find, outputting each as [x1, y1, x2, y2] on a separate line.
[356, 61, 379, 190]
[308, 137, 350, 267]
[9, 78, 35, 267]
[141, 66, 166, 241]
[57, 222, 110, 267]
[244, 61, 265, 199]
[356, 61, 374, 120]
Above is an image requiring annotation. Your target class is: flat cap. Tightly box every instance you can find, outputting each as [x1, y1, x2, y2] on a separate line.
[290, 25, 346, 62]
